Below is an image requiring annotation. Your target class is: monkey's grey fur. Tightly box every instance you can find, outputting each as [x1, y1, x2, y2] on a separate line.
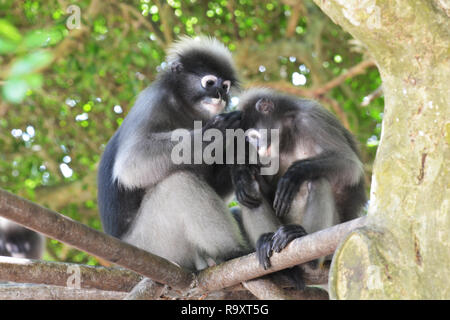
[232, 88, 367, 284]
[98, 37, 248, 271]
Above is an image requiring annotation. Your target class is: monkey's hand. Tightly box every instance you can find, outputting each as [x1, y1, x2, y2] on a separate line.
[256, 232, 275, 270]
[273, 164, 308, 217]
[202, 110, 242, 133]
[231, 165, 262, 209]
[271, 224, 307, 253]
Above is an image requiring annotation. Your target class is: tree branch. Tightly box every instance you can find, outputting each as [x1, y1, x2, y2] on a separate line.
[123, 277, 165, 300]
[0, 188, 193, 290]
[361, 85, 383, 106]
[0, 283, 126, 300]
[0, 188, 366, 298]
[0, 256, 142, 292]
[313, 60, 376, 96]
[195, 217, 367, 292]
[249, 59, 376, 99]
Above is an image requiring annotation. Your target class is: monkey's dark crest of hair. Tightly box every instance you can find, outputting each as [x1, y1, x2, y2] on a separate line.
[233, 88, 367, 288]
[97, 36, 247, 271]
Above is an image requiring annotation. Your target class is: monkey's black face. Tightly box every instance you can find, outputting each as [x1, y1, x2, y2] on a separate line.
[241, 95, 295, 158]
[171, 69, 233, 117]
[169, 49, 237, 117]
[240, 98, 276, 159]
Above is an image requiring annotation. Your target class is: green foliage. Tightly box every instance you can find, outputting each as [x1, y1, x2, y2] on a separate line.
[0, 0, 383, 265]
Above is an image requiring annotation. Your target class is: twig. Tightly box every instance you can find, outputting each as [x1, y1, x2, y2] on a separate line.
[361, 85, 383, 106]
[313, 60, 376, 96]
[285, 2, 304, 38]
[116, 2, 166, 47]
[318, 95, 350, 129]
[249, 60, 376, 99]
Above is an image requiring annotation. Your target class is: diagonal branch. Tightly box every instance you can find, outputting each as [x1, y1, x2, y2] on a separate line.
[195, 217, 367, 292]
[312, 60, 376, 96]
[0, 188, 193, 290]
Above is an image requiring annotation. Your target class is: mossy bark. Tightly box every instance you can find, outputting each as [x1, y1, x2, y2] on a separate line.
[313, 0, 450, 299]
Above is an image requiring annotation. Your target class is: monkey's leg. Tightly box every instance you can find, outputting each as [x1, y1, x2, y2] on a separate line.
[122, 171, 247, 271]
[240, 198, 281, 248]
[273, 178, 339, 266]
[239, 201, 305, 290]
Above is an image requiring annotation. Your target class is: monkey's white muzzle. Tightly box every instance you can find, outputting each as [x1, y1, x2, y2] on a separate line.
[201, 97, 226, 115]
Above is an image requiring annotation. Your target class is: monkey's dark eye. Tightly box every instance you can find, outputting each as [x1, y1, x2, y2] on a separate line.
[201, 75, 218, 89]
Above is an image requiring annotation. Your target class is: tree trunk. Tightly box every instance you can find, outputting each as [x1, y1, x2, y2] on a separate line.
[313, 0, 450, 299]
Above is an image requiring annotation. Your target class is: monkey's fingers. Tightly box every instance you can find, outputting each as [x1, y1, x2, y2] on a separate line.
[274, 181, 297, 217]
[273, 179, 288, 214]
[256, 233, 274, 270]
[203, 111, 241, 132]
[221, 111, 242, 129]
[236, 186, 262, 209]
[271, 224, 307, 253]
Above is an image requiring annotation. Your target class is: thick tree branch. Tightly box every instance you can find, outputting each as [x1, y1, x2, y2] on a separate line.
[0, 188, 193, 290]
[0, 188, 366, 298]
[0, 256, 142, 292]
[195, 217, 366, 292]
[0, 283, 126, 300]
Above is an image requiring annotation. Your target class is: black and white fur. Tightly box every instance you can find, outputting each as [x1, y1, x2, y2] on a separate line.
[0, 218, 45, 259]
[232, 88, 367, 287]
[97, 37, 248, 271]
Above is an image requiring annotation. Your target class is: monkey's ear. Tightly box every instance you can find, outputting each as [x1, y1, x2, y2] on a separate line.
[255, 98, 274, 114]
[171, 61, 183, 73]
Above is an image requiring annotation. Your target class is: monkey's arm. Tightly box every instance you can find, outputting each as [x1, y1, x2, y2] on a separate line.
[113, 111, 241, 190]
[273, 150, 362, 217]
[231, 164, 262, 208]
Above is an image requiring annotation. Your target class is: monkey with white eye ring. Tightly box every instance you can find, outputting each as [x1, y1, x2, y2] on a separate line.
[0, 217, 45, 259]
[231, 88, 367, 289]
[98, 37, 250, 271]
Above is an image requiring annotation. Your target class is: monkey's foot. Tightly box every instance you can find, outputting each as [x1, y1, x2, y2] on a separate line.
[271, 224, 307, 253]
[256, 232, 275, 270]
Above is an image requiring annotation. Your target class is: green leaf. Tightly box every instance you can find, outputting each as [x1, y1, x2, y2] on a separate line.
[0, 38, 17, 54]
[0, 19, 22, 43]
[2, 78, 29, 103]
[9, 50, 53, 77]
[24, 73, 43, 89]
[23, 28, 64, 49]
[23, 30, 51, 49]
